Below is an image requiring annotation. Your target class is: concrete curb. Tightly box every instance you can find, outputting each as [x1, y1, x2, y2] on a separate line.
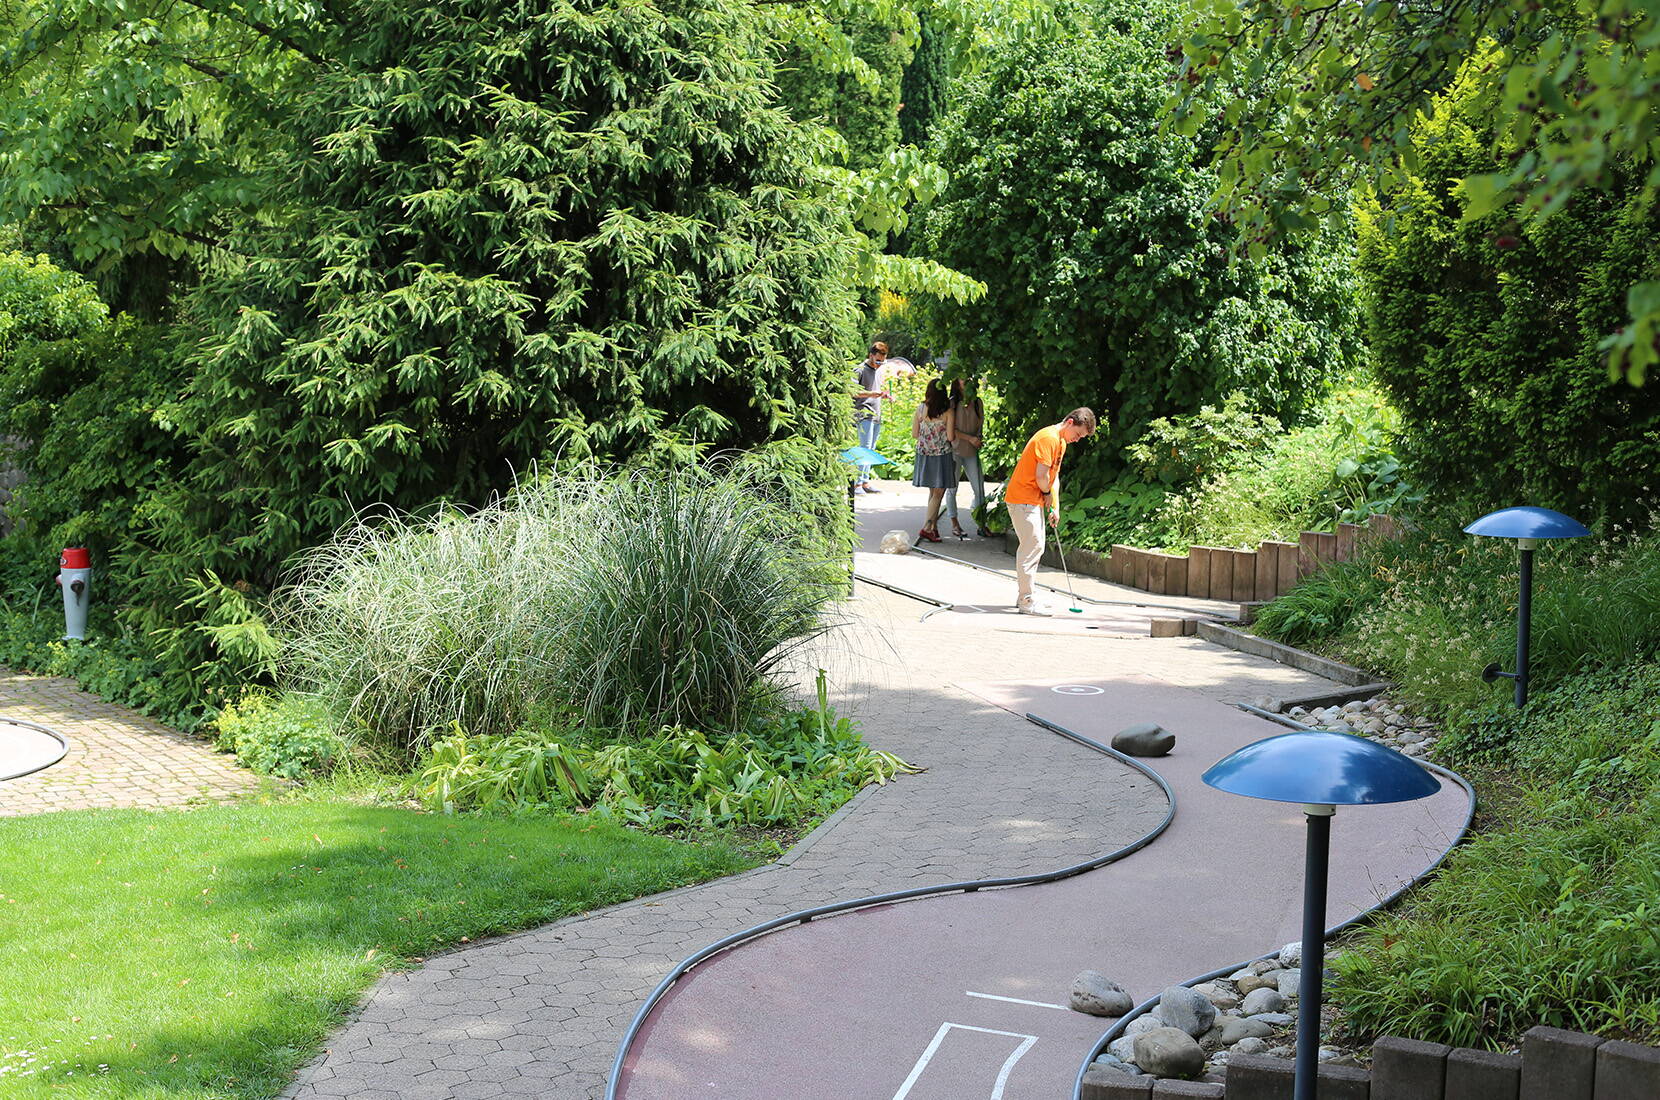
[1195, 621, 1375, 687]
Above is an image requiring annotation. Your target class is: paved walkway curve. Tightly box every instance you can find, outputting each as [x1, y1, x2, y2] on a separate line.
[610, 676, 1468, 1100]
[286, 483, 1343, 1099]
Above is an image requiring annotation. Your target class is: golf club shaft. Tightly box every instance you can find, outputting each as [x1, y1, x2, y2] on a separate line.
[1051, 515, 1082, 610]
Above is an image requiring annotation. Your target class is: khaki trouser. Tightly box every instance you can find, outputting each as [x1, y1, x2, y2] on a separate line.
[1007, 502, 1045, 603]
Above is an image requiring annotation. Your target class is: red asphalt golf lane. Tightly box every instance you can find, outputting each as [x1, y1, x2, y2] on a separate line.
[615, 675, 1469, 1100]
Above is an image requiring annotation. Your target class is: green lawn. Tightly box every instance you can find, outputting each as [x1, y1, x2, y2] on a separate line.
[0, 802, 755, 1097]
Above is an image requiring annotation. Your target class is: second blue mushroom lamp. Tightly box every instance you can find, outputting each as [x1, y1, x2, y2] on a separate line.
[1463, 506, 1590, 707]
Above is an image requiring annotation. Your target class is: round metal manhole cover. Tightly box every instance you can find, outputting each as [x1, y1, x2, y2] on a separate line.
[1050, 685, 1104, 696]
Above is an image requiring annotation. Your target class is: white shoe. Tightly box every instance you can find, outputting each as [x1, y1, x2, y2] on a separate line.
[1018, 599, 1054, 617]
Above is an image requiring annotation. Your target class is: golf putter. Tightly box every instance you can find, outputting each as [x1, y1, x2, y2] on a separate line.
[1051, 515, 1084, 614]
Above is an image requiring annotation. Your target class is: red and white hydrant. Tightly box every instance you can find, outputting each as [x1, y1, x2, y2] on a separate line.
[56, 547, 91, 641]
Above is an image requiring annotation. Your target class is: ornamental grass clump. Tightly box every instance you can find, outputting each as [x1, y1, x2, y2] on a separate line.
[558, 467, 836, 735]
[276, 479, 597, 754]
[277, 462, 837, 756]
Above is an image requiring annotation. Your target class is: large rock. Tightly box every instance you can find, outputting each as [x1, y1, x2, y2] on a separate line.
[1108, 1035, 1139, 1062]
[1219, 1016, 1275, 1044]
[1156, 985, 1217, 1037]
[1069, 971, 1133, 1017]
[1111, 722, 1175, 757]
[1275, 968, 1302, 998]
[1233, 1037, 1269, 1056]
[1241, 987, 1286, 1015]
[1132, 1027, 1205, 1079]
[1237, 974, 1278, 995]
[1278, 941, 1302, 967]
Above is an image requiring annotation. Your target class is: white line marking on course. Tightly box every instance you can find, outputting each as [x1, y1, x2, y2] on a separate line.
[965, 991, 1069, 1011]
[892, 1022, 1038, 1100]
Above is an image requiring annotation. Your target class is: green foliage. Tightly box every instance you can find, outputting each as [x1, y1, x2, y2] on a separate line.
[1127, 392, 1283, 488]
[0, 1, 315, 306]
[1252, 557, 1386, 650]
[920, 0, 1362, 496]
[214, 693, 343, 779]
[416, 676, 916, 829]
[279, 463, 839, 756]
[1168, 1, 1660, 383]
[0, 801, 752, 1097]
[1333, 662, 1660, 1047]
[1357, 62, 1660, 527]
[1332, 793, 1660, 1048]
[898, 13, 949, 149]
[1056, 473, 1171, 553]
[775, 3, 915, 169]
[1064, 386, 1413, 554]
[0, 251, 108, 358]
[0, 319, 190, 571]
[1154, 388, 1417, 551]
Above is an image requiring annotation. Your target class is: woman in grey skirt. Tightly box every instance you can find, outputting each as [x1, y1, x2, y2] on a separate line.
[911, 378, 956, 542]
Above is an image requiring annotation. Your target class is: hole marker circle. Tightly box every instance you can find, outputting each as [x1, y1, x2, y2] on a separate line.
[1051, 685, 1104, 696]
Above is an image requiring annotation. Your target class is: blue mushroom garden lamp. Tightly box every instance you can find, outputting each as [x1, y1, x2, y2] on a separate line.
[1464, 506, 1590, 707]
[1203, 731, 1441, 1100]
[836, 445, 890, 594]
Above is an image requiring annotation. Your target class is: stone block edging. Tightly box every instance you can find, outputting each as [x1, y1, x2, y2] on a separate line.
[1194, 621, 1375, 687]
[1082, 1025, 1660, 1099]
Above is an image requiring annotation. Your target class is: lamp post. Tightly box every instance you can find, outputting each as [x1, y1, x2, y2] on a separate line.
[1463, 506, 1589, 707]
[1202, 731, 1441, 1100]
[837, 445, 890, 595]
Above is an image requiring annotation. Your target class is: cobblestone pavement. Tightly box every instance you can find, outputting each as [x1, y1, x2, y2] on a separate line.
[288, 565, 1338, 1099]
[0, 668, 265, 815]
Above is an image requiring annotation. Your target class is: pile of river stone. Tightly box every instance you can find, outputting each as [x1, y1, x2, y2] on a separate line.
[1283, 696, 1439, 757]
[1077, 941, 1363, 1082]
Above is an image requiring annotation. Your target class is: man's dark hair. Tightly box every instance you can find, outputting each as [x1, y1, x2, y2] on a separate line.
[1064, 407, 1098, 433]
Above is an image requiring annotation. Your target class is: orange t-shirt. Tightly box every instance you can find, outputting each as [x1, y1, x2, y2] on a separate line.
[1005, 425, 1066, 506]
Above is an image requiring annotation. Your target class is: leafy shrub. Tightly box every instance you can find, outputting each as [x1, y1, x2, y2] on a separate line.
[0, 251, 108, 361]
[0, 319, 192, 580]
[214, 693, 343, 780]
[1155, 387, 1416, 551]
[278, 461, 838, 755]
[1127, 393, 1283, 488]
[415, 674, 915, 828]
[1063, 386, 1414, 554]
[1252, 558, 1388, 649]
[1346, 528, 1660, 715]
[1358, 57, 1660, 527]
[920, 0, 1362, 495]
[1333, 795, 1660, 1048]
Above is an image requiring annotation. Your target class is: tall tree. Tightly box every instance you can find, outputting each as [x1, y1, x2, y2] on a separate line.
[1167, 0, 1660, 382]
[922, 0, 1361, 487]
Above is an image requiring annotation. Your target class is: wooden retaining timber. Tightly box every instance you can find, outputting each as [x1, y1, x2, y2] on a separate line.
[1012, 513, 1401, 606]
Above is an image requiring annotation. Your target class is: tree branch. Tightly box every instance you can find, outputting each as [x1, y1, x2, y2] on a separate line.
[173, 0, 327, 65]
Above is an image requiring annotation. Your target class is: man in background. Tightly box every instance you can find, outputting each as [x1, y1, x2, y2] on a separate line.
[851, 341, 891, 493]
[1003, 408, 1098, 614]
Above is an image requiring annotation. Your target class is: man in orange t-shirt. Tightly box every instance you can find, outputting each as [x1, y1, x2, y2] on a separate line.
[1005, 408, 1098, 614]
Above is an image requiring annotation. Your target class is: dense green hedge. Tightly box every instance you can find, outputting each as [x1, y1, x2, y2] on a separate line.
[920, 0, 1362, 490]
[1358, 64, 1660, 525]
[0, 0, 863, 724]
